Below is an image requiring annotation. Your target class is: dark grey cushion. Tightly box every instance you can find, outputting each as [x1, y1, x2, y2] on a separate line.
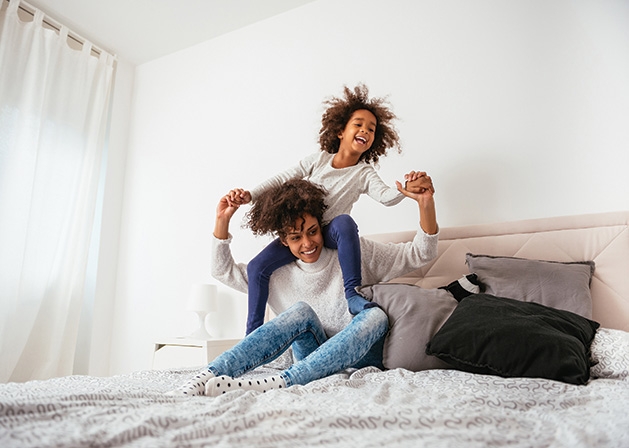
[357, 283, 456, 372]
[425, 294, 600, 385]
[466, 253, 595, 318]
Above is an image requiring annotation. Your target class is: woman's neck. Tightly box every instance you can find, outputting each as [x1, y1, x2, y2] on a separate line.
[296, 247, 333, 271]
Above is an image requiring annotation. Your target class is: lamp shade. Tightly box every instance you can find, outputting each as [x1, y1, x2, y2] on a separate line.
[186, 284, 218, 313]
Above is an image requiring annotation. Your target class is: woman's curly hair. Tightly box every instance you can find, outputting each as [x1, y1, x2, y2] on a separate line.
[245, 179, 329, 239]
[319, 83, 401, 164]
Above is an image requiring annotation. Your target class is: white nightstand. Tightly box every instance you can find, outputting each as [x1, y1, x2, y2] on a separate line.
[152, 337, 241, 370]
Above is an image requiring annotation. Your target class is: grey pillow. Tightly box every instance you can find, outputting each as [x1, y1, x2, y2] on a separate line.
[357, 283, 456, 372]
[466, 253, 595, 318]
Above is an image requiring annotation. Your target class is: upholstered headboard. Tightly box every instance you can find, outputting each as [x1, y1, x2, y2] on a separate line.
[367, 211, 629, 332]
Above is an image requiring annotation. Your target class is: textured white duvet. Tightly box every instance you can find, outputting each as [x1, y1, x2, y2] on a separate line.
[1, 328, 628, 448]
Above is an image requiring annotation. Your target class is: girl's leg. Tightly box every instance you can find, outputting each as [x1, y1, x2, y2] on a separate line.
[246, 239, 297, 334]
[206, 307, 388, 396]
[323, 214, 377, 315]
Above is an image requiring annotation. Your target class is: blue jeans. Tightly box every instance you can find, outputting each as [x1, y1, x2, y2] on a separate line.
[207, 301, 388, 386]
[245, 214, 362, 334]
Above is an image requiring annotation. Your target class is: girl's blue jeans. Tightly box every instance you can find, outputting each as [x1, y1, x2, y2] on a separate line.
[207, 301, 388, 386]
[245, 214, 361, 334]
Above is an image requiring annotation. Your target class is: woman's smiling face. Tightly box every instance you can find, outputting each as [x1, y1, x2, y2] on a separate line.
[280, 213, 324, 263]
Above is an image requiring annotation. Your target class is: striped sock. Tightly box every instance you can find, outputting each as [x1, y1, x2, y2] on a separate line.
[440, 274, 481, 301]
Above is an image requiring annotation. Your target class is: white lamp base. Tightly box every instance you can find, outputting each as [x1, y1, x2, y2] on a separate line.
[189, 311, 213, 339]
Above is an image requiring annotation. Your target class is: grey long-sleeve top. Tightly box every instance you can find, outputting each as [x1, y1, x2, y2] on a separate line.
[211, 226, 438, 337]
[249, 152, 405, 222]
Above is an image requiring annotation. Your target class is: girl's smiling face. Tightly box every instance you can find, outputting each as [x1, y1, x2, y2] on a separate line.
[337, 109, 377, 157]
[280, 214, 324, 263]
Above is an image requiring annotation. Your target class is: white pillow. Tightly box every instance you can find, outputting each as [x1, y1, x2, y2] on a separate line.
[590, 328, 629, 380]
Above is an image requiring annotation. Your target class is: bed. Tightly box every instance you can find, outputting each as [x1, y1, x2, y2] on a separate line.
[2, 211, 629, 447]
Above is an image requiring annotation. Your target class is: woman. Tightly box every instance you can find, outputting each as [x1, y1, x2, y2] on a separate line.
[170, 175, 438, 396]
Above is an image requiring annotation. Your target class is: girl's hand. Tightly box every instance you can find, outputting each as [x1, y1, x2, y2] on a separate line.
[403, 171, 426, 183]
[403, 171, 435, 194]
[226, 188, 252, 206]
[396, 180, 434, 201]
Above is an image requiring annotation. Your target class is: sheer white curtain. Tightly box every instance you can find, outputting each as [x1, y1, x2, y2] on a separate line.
[0, 0, 115, 382]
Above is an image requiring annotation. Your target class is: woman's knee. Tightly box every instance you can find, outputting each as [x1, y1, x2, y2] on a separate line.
[291, 301, 314, 314]
[363, 307, 389, 333]
[278, 301, 318, 325]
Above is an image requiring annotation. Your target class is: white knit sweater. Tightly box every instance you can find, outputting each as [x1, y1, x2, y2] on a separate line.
[249, 152, 405, 222]
[211, 227, 438, 336]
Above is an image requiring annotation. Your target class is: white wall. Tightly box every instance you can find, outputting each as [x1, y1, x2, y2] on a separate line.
[109, 0, 629, 375]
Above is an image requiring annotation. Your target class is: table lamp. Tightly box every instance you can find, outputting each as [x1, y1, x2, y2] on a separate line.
[187, 283, 218, 339]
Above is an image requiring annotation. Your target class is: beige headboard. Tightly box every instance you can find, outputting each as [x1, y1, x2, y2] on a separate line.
[367, 211, 629, 332]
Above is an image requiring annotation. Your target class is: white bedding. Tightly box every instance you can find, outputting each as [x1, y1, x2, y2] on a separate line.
[2, 328, 628, 448]
[3, 211, 629, 447]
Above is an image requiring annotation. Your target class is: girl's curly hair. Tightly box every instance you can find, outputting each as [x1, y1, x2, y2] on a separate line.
[245, 179, 329, 239]
[319, 84, 401, 164]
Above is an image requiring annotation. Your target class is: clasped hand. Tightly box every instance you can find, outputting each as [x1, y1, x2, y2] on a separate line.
[401, 171, 435, 195]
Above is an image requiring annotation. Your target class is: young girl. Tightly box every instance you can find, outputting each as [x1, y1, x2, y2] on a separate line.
[227, 84, 432, 334]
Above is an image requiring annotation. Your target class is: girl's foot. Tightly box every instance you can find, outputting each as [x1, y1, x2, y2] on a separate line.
[347, 294, 378, 315]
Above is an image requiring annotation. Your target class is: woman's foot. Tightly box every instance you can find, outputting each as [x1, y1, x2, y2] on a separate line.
[165, 369, 215, 396]
[205, 374, 286, 396]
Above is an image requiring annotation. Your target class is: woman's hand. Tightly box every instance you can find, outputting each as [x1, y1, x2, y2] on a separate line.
[216, 194, 240, 221]
[214, 192, 242, 239]
[396, 179, 434, 201]
[397, 173, 438, 235]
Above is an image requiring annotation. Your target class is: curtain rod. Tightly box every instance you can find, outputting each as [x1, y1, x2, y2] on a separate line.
[4, 0, 117, 60]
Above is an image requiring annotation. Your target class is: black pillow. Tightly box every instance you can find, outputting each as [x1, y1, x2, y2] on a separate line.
[425, 294, 600, 385]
